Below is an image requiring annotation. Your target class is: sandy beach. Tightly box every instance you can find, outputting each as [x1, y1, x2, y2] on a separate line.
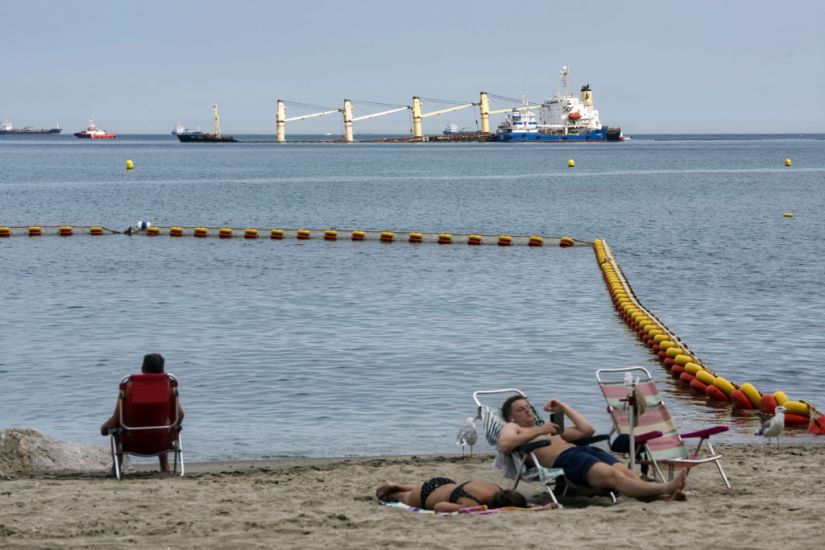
[2, 441, 824, 549]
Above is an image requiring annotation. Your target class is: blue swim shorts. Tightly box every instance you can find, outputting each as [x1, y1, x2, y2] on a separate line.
[552, 445, 619, 487]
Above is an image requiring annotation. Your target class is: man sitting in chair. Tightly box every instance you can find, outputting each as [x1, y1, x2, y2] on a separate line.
[498, 395, 686, 501]
[100, 353, 184, 473]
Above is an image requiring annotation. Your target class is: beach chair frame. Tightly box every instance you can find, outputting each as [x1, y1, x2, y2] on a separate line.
[107, 373, 185, 480]
[473, 389, 617, 506]
[596, 366, 732, 489]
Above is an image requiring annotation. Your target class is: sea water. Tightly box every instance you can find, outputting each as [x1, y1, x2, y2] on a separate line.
[1, 134, 824, 460]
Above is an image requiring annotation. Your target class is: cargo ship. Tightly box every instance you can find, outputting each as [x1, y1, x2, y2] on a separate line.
[177, 105, 236, 143]
[74, 117, 116, 139]
[495, 66, 622, 142]
[0, 121, 62, 135]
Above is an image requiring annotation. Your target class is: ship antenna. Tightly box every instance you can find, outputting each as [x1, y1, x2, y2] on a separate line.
[212, 104, 222, 137]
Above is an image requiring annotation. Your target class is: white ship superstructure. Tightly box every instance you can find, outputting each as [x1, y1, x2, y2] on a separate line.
[539, 66, 602, 134]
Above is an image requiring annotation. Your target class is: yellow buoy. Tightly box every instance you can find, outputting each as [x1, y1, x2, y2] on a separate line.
[271, 228, 284, 240]
[784, 158, 791, 167]
[567, 159, 575, 168]
[783, 212, 794, 217]
[126, 159, 134, 170]
[408, 232, 423, 243]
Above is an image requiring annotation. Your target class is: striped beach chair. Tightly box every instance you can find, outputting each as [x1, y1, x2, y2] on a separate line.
[596, 367, 732, 489]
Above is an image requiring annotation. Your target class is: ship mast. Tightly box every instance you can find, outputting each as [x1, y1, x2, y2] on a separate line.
[212, 104, 222, 137]
[560, 66, 569, 98]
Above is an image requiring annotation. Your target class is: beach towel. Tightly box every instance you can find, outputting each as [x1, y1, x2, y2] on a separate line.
[379, 501, 558, 515]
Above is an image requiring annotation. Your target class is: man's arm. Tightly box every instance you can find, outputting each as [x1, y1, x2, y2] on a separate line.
[497, 421, 556, 454]
[543, 399, 595, 442]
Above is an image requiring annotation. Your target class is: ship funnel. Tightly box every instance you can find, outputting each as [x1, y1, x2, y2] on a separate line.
[580, 86, 593, 107]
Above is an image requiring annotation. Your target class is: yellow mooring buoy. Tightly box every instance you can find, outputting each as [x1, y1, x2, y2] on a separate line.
[783, 212, 794, 217]
[126, 159, 134, 170]
[567, 159, 575, 168]
[784, 159, 791, 167]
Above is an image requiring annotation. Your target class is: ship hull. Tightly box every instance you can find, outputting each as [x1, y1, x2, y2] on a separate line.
[0, 128, 62, 135]
[495, 127, 608, 142]
[74, 133, 116, 139]
[177, 133, 237, 143]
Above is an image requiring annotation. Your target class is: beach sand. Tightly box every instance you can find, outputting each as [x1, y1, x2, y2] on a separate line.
[2, 442, 824, 549]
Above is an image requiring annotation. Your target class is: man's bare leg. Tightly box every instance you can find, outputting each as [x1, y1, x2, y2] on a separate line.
[587, 464, 686, 500]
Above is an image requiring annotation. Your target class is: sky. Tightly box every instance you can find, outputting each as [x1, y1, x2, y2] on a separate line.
[3, 0, 824, 134]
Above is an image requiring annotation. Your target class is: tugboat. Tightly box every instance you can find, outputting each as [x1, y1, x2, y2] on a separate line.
[74, 116, 116, 139]
[1, 121, 62, 135]
[177, 105, 237, 142]
[495, 66, 621, 142]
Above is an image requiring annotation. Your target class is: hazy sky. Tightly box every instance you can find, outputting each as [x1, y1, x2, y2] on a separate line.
[3, 0, 824, 134]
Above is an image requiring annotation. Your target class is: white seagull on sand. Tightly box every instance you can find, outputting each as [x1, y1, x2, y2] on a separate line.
[457, 417, 478, 457]
[756, 406, 786, 444]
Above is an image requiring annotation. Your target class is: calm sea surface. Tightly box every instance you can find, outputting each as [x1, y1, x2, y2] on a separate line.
[2, 134, 824, 461]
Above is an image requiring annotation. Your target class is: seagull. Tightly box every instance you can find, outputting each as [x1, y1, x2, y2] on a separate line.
[457, 417, 478, 457]
[756, 406, 785, 444]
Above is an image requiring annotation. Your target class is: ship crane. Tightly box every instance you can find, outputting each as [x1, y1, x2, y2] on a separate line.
[212, 105, 222, 138]
[344, 100, 410, 142]
[276, 100, 342, 142]
[479, 92, 542, 133]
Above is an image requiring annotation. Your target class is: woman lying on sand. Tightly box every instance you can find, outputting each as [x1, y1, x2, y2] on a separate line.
[376, 478, 526, 513]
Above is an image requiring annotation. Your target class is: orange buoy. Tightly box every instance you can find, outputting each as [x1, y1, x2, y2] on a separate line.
[408, 232, 423, 243]
[731, 389, 755, 410]
[467, 234, 483, 245]
[59, 225, 73, 236]
[380, 231, 394, 242]
[678, 372, 695, 385]
[352, 230, 366, 241]
[705, 385, 730, 402]
[219, 227, 233, 239]
[760, 394, 777, 415]
[528, 235, 543, 247]
[169, 226, 184, 237]
[559, 236, 574, 248]
[784, 413, 809, 427]
[324, 230, 338, 241]
[0, 226, 9, 238]
[438, 233, 452, 244]
[146, 226, 160, 237]
[297, 229, 311, 240]
[498, 235, 512, 246]
[194, 227, 208, 238]
[671, 364, 685, 377]
[689, 379, 708, 394]
[271, 228, 284, 240]
[89, 226, 104, 236]
[244, 228, 258, 239]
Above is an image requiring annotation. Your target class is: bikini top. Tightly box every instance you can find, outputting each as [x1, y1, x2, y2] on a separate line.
[448, 482, 483, 505]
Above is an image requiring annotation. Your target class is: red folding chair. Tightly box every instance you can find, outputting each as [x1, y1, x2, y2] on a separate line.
[106, 373, 184, 480]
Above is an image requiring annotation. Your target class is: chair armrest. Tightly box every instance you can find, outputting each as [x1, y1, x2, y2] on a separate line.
[680, 425, 728, 439]
[516, 440, 551, 454]
[635, 430, 663, 444]
[575, 434, 610, 446]
[609, 431, 663, 453]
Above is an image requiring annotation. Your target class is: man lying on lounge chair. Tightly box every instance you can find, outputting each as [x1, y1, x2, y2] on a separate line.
[498, 395, 686, 501]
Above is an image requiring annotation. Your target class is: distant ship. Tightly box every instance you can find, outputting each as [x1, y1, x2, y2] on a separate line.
[74, 116, 116, 139]
[495, 66, 623, 142]
[177, 105, 237, 143]
[0, 120, 62, 135]
[443, 122, 473, 135]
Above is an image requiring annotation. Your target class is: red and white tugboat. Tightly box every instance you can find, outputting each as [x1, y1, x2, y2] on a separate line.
[74, 116, 116, 139]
